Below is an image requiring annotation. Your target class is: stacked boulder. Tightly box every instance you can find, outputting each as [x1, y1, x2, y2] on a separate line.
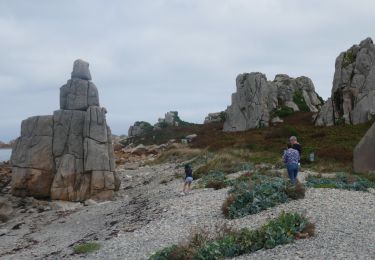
[315, 37, 375, 126]
[11, 59, 120, 201]
[223, 73, 322, 132]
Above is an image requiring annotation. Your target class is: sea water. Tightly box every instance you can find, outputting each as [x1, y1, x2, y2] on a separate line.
[0, 149, 12, 162]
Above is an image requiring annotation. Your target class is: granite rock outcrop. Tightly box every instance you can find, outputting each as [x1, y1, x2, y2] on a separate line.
[353, 122, 375, 173]
[11, 59, 120, 201]
[316, 37, 375, 126]
[223, 73, 322, 132]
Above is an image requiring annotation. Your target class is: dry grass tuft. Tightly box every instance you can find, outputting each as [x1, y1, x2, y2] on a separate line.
[301, 222, 315, 237]
[149, 147, 203, 165]
[221, 195, 236, 217]
[284, 182, 306, 200]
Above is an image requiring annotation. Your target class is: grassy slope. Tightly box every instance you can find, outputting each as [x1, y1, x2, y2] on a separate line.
[130, 112, 374, 172]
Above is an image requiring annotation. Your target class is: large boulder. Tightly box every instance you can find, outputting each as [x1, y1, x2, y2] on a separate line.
[223, 73, 322, 132]
[71, 59, 92, 80]
[128, 121, 153, 137]
[11, 59, 120, 202]
[316, 37, 375, 126]
[353, 122, 375, 173]
[11, 116, 54, 198]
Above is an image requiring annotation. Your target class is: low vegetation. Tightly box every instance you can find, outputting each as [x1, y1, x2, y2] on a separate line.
[342, 50, 356, 68]
[222, 174, 306, 219]
[198, 171, 229, 190]
[73, 242, 101, 254]
[129, 109, 373, 174]
[194, 149, 253, 179]
[148, 211, 314, 260]
[306, 173, 375, 191]
[272, 106, 294, 118]
[293, 90, 310, 112]
[148, 147, 204, 165]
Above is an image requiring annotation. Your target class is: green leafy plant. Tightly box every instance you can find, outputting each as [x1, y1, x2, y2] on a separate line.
[306, 173, 375, 191]
[272, 106, 295, 118]
[342, 50, 356, 68]
[149, 212, 314, 260]
[201, 171, 228, 190]
[293, 90, 310, 112]
[194, 150, 252, 179]
[73, 242, 100, 254]
[223, 174, 305, 219]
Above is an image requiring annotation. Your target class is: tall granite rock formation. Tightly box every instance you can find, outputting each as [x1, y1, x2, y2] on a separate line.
[315, 37, 375, 126]
[353, 122, 375, 173]
[11, 59, 120, 201]
[223, 73, 322, 132]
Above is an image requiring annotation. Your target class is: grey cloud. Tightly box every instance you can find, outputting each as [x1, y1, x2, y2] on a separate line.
[1, 0, 375, 141]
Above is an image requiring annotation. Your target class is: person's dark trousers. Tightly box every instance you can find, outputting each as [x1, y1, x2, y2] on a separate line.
[286, 163, 299, 184]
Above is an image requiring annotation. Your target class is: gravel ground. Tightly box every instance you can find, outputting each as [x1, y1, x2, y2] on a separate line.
[91, 170, 375, 260]
[1, 164, 374, 260]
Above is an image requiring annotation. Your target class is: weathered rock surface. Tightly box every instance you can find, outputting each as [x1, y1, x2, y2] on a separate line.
[353, 122, 375, 173]
[316, 37, 375, 126]
[71, 59, 92, 80]
[11, 59, 120, 201]
[0, 198, 13, 222]
[204, 112, 224, 124]
[156, 111, 180, 127]
[128, 121, 152, 137]
[11, 116, 54, 198]
[60, 79, 99, 110]
[223, 73, 322, 132]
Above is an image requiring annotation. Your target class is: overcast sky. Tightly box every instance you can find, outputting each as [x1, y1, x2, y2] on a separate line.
[0, 0, 374, 142]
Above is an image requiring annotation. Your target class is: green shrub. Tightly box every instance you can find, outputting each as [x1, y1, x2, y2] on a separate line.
[273, 106, 294, 118]
[317, 94, 325, 105]
[313, 183, 337, 188]
[223, 174, 305, 219]
[306, 173, 375, 191]
[149, 212, 314, 260]
[284, 182, 306, 200]
[73, 242, 100, 254]
[219, 111, 227, 122]
[134, 121, 154, 132]
[202, 171, 228, 190]
[225, 178, 289, 219]
[342, 50, 356, 68]
[293, 90, 310, 112]
[194, 151, 251, 179]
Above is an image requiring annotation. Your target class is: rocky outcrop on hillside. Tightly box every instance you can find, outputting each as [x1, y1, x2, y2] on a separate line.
[223, 73, 322, 132]
[204, 112, 225, 124]
[128, 121, 153, 137]
[10, 59, 120, 201]
[315, 37, 375, 126]
[156, 111, 180, 127]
